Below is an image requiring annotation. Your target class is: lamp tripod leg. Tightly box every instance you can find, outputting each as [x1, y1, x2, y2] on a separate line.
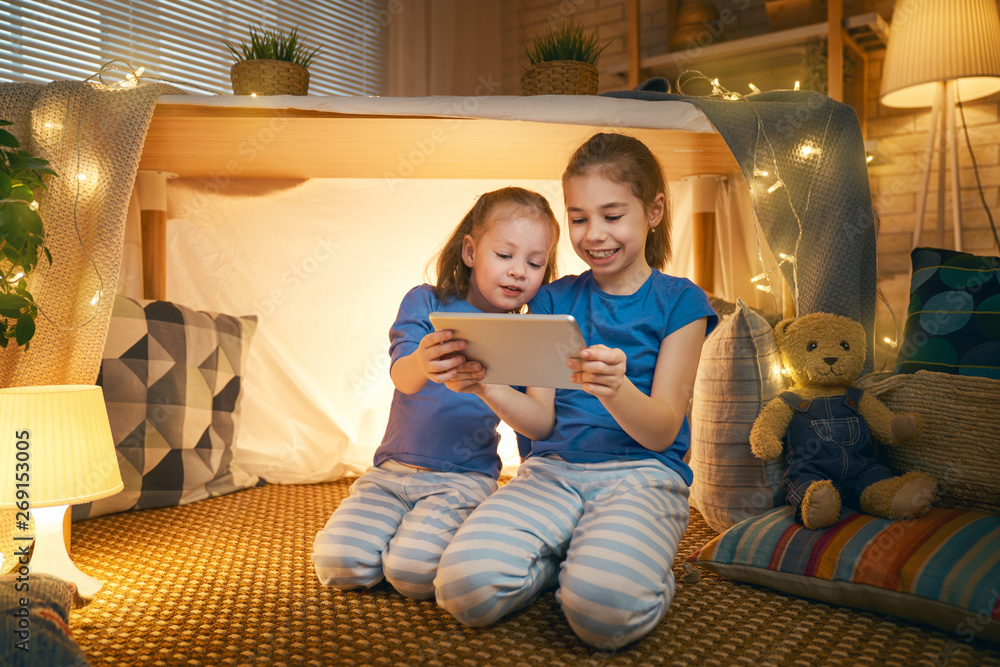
[914, 82, 945, 250]
[945, 80, 964, 251]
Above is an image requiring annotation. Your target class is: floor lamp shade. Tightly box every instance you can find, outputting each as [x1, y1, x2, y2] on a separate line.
[880, 0, 1000, 108]
[0, 385, 123, 508]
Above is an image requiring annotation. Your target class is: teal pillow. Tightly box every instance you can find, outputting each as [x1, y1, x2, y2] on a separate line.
[894, 247, 1000, 379]
[688, 505, 1000, 643]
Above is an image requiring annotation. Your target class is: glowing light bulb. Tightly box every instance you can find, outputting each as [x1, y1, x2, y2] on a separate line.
[780, 367, 790, 376]
[8, 271, 24, 284]
[77, 173, 87, 182]
[749, 83, 761, 94]
[90, 291, 100, 306]
[251, 92, 257, 97]
[767, 181, 783, 194]
[754, 169, 769, 177]
[779, 253, 795, 262]
[866, 154, 874, 163]
[800, 144, 818, 157]
[794, 81, 800, 91]
[883, 337, 897, 347]
[751, 272, 766, 283]
[755, 284, 773, 293]
[119, 66, 145, 89]
[29, 201, 39, 211]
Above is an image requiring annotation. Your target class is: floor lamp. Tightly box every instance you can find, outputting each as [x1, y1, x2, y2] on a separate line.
[879, 0, 1000, 251]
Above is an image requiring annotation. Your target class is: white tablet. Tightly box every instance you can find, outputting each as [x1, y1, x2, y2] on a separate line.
[428, 312, 586, 390]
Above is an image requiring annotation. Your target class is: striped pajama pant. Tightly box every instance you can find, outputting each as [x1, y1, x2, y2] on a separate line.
[311, 461, 498, 599]
[434, 456, 689, 649]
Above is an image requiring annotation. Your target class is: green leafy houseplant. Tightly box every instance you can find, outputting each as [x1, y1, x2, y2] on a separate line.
[0, 119, 55, 349]
[223, 24, 322, 68]
[524, 22, 609, 67]
[224, 24, 323, 96]
[521, 22, 609, 96]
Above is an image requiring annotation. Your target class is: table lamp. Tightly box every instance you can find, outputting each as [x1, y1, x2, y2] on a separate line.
[0, 385, 123, 599]
[879, 0, 1000, 251]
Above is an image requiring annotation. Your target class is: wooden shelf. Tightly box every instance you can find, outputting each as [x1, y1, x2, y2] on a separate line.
[611, 12, 887, 78]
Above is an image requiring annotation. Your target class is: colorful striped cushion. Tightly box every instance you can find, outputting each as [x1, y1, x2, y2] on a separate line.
[689, 298, 786, 533]
[688, 505, 1000, 642]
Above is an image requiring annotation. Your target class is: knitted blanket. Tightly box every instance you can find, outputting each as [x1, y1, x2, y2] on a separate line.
[0, 80, 179, 387]
[605, 88, 877, 372]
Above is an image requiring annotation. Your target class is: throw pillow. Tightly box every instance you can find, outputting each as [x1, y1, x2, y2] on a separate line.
[689, 298, 787, 533]
[688, 505, 1000, 643]
[73, 296, 259, 520]
[894, 247, 1000, 379]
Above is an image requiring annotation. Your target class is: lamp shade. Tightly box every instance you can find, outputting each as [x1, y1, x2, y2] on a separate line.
[880, 0, 1000, 108]
[0, 385, 122, 508]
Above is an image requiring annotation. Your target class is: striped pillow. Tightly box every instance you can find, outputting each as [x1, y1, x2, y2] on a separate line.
[689, 298, 786, 533]
[688, 505, 1000, 642]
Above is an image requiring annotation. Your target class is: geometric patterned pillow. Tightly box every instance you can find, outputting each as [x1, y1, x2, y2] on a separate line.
[689, 298, 786, 533]
[73, 296, 260, 520]
[687, 505, 1000, 643]
[894, 247, 1000, 379]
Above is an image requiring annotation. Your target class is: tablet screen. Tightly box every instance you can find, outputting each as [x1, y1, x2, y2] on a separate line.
[428, 312, 586, 389]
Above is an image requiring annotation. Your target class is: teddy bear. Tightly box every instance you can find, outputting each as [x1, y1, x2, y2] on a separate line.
[749, 312, 936, 530]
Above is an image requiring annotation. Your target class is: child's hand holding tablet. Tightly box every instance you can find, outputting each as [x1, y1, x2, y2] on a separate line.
[428, 313, 586, 390]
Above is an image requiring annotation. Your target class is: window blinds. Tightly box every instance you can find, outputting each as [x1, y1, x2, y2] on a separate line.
[0, 0, 388, 96]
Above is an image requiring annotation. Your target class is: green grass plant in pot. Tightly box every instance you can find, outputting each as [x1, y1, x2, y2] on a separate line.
[224, 24, 323, 96]
[522, 22, 610, 96]
[0, 119, 55, 349]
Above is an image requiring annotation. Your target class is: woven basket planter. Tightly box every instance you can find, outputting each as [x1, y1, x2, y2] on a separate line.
[521, 60, 598, 96]
[231, 59, 310, 96]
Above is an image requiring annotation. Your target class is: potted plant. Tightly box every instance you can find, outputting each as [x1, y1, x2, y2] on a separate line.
[522, 22, 610, 96]
[224, 24, 323, 96]
[0, 119, 54, 349]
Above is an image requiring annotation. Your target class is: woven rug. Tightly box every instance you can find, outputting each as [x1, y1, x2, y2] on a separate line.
[68, 480, 1000, 666]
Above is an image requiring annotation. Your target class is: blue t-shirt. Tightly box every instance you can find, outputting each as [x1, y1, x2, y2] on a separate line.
[373, 284, 503, 478]
[524, 270, 717, 484]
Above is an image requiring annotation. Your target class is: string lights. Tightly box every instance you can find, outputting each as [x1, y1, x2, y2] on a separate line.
[674, 71, 822, 315]
[676, 69, 901, 359]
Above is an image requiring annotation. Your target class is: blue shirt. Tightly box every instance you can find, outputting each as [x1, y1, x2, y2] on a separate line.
[373, 285, 503, 478]
[523, 270, 717, 484]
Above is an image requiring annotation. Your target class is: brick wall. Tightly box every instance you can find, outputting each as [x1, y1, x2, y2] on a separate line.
[504, 0, 1000, 368]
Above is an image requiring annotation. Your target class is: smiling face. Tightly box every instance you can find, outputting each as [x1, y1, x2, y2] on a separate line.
[461, 207, 554, 313]
[775, 313, 867, 388]
[563, 172, 664, 294]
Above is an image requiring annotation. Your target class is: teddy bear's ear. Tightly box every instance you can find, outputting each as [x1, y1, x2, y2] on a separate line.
[772, 318, 796, 347]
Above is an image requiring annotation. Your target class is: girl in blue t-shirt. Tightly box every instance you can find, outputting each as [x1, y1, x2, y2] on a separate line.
[435, 134, 718, 648]
[312, 186, 560, 599]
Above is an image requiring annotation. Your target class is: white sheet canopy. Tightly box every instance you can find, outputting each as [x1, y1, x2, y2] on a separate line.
[123, 94, 784, 483]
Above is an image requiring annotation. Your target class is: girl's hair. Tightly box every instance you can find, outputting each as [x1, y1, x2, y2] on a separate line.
[562, 132, 671, 269]
[434, 186, 560, 300]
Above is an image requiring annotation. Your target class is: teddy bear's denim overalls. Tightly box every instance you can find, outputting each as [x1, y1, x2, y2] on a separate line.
[779, 386, 894, 518]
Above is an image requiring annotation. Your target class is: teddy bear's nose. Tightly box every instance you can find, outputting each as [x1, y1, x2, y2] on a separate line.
[823, 357, 838, 366]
